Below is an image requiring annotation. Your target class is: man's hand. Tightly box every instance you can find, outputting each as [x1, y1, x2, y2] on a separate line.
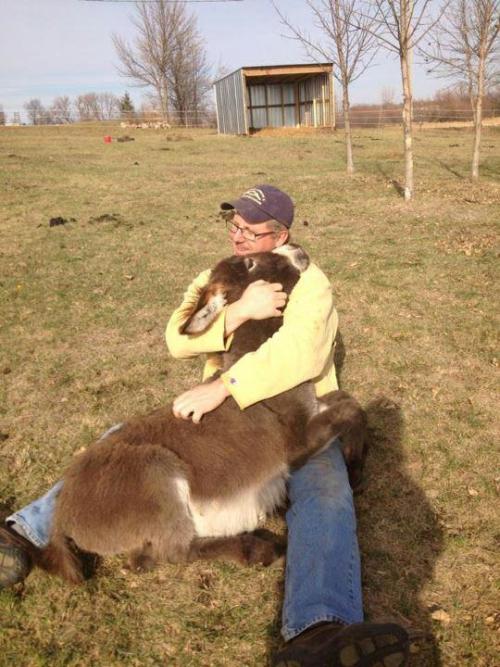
[172, 378, 230, 424]
[239, 280, 287, 319]
[225, 280, 287, 336]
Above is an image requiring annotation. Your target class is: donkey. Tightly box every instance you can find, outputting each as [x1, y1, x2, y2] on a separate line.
[39, 244, 367, 584]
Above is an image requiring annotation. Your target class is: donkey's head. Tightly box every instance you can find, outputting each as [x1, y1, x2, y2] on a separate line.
[180, 244, 310, 335]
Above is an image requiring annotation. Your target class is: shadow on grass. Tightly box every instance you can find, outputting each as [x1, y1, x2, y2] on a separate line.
[434, 159, 464, 179]
[333, 330, 346, 386]
[266, 397, 444, 666]
[359, 398, 444, 665]
[0, 495, 18, 517]
[375, 163, 405, 198]
[480, 161, 500, 178]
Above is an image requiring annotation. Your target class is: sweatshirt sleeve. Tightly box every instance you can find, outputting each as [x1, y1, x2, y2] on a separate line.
[165, 269, 233, 359]
[220, 264, 338, 409]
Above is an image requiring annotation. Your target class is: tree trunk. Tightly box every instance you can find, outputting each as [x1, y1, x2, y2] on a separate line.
[342, 81, 354, 175]
[471, 50, 486, 179]
[400, 46, 414, 201]
[159, 78, 170, 123]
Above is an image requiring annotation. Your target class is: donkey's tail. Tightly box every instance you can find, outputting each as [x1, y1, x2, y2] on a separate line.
[37, 532, 85, 584]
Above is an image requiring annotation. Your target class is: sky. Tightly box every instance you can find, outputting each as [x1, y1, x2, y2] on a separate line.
[0, 0, 446, 121]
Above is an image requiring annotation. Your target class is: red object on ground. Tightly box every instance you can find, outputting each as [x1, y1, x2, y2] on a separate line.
[103, 135, 112, 143]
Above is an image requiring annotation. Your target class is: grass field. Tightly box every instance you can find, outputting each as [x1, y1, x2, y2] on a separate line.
[0, 122, 499, 666]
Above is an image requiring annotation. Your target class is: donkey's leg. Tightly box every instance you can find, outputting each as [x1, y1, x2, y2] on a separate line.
[128, 542, 156, 572]
[124, 471, 197, 572]
[304, 391, 368, 490]
[126, 516, 195, 572]
[188, 532, 285, 566]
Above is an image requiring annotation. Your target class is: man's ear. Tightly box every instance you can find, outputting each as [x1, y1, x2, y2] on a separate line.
[274, 231, 290, 248]
[180, 289, 227, 335]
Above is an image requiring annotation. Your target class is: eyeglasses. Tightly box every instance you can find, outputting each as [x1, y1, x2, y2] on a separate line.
[221, 209, 276, 243]
[225, 220, 277, 242]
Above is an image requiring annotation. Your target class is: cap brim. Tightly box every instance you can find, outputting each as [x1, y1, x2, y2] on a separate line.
[220, 197, 271, 224]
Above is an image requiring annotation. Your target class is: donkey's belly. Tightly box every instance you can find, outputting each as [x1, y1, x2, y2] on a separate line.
[175, 467, 288, 538]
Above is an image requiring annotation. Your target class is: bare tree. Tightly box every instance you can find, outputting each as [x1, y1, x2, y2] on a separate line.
[421, 0, 500, 178]
[273, 0, 379, 175]
[49, 96, 73, 124]
[75, 92, 119, 121]
[75, 93, 100, 121]
[113, 0, 209, 123]
[358, 1, 449, 200]
[0, 105, 5, 125]
[96, 92, 121, 120]
[24, 98, 47, 125]
[379, 85, 398, 125]
[381, 86, 397, 106]
[168, 17, 211, 125]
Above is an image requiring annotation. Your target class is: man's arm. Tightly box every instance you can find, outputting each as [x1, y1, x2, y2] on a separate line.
[170, 278, 288, 423]
[173, 264, 337, 422]
[166, 271, 287, 357]
[220, 264, 337, 410]
[165, 269, 230, 359]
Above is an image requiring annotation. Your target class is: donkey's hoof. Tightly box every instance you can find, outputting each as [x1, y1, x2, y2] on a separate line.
[241, 533, 285, 566]
[128, 552, 157, 572]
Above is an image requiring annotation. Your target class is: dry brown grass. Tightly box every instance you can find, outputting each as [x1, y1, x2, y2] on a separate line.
[0, 122, 499, 666]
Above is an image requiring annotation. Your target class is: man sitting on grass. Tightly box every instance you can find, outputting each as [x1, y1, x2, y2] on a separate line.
[0, 184, 409, 667]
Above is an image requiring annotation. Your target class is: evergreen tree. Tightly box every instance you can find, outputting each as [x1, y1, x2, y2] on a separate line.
[120, 92, 135, 120]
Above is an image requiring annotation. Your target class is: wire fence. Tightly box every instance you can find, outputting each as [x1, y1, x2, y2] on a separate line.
[335, 106, 500, 128]
[2, 106, 499, 129]
[0, 109, 217, 128]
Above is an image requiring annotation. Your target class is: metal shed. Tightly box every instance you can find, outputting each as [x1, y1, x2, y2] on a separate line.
[213, 63, 335, 135]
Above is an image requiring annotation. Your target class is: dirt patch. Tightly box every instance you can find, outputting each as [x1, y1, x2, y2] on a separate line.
[49, 217, 76, 227]
[166, 134, 194, 142]
[88, 213, 123, 225]
[436, 231, 498, 257]
[251, 126, 334, 137]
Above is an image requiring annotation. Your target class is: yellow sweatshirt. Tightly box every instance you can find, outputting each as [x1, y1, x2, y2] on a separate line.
[165, 262, 339, 410]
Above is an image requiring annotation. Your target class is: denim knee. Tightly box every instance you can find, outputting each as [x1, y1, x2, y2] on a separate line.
[288, 440, 352, 507]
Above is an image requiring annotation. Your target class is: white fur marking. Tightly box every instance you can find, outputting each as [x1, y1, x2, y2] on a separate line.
[185, 292, 227, 333]
[175, 470, 288, 538]
[272, 244, 309, 272]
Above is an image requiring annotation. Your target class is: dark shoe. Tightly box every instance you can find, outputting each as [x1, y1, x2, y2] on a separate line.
[0, 523, 35, 588]
[273, 621, 409, 667]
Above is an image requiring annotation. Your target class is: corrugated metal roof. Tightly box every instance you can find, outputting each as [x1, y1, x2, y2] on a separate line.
[214, 63, 333, 85]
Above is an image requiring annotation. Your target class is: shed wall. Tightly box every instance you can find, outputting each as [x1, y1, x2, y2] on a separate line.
[247, 73, 332, 129]
[214, 70, 247, 135]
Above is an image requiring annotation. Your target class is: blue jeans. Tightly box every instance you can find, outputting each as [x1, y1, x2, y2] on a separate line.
[282, 441, 363, 639]
[8, 433, 363, 639]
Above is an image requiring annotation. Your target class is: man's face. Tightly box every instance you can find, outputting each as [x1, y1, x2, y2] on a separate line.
[228, 213, 288, 256]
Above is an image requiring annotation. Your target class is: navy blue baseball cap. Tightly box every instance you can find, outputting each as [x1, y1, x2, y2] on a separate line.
[221, 184, 294, 228]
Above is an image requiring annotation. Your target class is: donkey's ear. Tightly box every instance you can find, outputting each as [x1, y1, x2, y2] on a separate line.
[180, 290, 227, 335]
[272, 244, 310, 272]
[243, 257, 257, 272]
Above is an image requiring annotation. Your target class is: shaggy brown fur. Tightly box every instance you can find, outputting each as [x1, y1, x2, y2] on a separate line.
[39, 245, 367, 584]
